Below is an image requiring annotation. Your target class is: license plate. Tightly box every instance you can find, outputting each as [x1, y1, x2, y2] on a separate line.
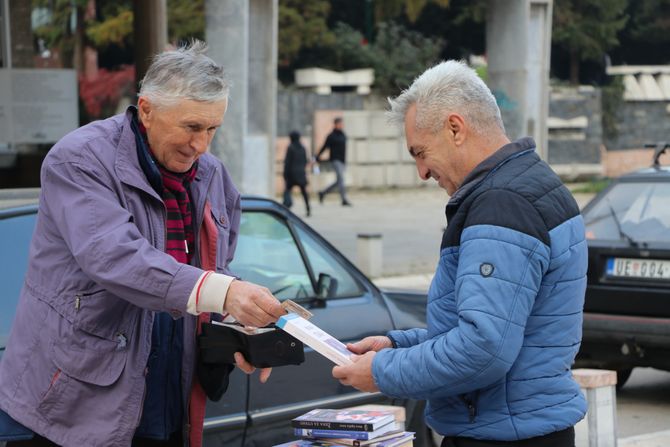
[606, 257, 670, 279]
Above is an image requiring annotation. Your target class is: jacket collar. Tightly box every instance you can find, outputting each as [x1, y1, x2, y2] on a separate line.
[448, 136, 536, 207]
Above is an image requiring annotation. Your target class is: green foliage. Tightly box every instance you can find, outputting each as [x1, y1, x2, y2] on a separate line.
[167, 0, 205, 43]
[602, 76, 625, 139]
[553, 0, 628, 63]
[85, 0, 205, 50]
[370, 22, 444, 95]
[328, 23, 374, 70]
[86, 8, 132, 49]
[278, 0, 335, 67]
[570, 178, 611, 194]
[628, 0, 670, 42]
[327, 21, 443, 96]
[32, 0, 89, 61]
[375, 0, 450, 24]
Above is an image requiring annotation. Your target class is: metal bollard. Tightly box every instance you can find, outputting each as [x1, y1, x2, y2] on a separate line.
[573, 368, 618, 447]
[357, 233, 382, 278]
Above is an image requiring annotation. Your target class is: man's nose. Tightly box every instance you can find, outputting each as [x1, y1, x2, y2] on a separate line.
[190, 130, 209, 153]
[415, 161, 431, 181]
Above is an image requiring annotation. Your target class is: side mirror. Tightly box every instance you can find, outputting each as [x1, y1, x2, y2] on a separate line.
[316, 273, 338, 300]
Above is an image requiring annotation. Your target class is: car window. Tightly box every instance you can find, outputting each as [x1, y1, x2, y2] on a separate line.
[229, 210, 364, 301]
[0, 212, 36, 352]
[584, 182, 670, 243]
[293, 224, 364, 298]
[229, 211, 313, 300]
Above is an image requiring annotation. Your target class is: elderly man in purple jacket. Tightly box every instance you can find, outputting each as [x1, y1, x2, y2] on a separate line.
[0, 41, 284, 447]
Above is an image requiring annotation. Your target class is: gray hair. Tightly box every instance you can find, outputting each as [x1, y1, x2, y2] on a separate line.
[387, 60, 505, 135]
[138, 40, 229, 107]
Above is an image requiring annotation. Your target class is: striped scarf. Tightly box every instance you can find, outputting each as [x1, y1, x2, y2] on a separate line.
[137, 122, 197, 264]
[158, 165, 197, 264]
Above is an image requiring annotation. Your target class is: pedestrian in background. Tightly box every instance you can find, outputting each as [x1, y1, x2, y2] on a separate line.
[333, 60, 587, 447]
[317, 117, 351, 206]
[283, 130, 311, 217]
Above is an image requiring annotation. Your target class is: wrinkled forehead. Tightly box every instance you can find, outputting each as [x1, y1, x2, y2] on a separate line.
[156, 98, 227, 123]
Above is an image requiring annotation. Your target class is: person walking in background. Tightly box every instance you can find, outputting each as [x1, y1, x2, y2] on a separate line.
[317, 117, 351, 206]
[283, 130, 311, 217]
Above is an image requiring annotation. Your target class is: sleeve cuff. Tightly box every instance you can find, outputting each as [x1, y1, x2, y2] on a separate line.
[186, 271, 235, 315]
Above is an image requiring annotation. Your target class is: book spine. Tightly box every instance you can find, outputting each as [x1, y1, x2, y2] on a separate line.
[292, 420, 372, 431]
[294, 428, 374, 440]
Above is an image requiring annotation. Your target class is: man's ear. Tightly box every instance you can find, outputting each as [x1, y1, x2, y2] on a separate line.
[137, 97, 152, 128]
[446, 113, 466, 145]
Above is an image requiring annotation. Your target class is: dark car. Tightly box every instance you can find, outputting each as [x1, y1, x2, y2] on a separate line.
[576, 145, 670, 388]
[0, 191, 433, 447]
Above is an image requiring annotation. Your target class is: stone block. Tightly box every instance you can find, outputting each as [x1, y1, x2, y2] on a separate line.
[572, 368, 617, 389]
[357, 233, 383, 278]
[386, 164, 417, 188]
[351, 139, 370, 163]
[367, 139, 401, 163]
[343, 111, 370, 138]
[354, 165, 386, 188]
[370, 111, 400, 138]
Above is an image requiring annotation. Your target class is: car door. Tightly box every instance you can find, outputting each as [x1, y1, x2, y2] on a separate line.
[203, 202, 396, 446]
[0, 207, 37, 360]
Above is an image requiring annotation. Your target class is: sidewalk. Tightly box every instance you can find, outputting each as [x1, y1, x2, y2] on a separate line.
[619, 430, 670, 447]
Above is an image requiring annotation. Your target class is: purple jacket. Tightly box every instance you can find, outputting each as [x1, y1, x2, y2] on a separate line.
[0, 109, 241, 446]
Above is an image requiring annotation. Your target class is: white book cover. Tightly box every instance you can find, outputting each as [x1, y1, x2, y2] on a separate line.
[276, 313, 354, 366]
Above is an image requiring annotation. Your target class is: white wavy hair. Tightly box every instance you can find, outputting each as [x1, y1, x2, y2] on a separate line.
[138, 40, 229, 107]
[387, 60, 504, 135]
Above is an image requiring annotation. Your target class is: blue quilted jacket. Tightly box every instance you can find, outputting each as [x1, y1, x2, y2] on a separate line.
[373, 138, 587, 441]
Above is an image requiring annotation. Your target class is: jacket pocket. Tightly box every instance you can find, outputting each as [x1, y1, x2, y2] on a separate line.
[37, 333, 129, 428]
[73, 289, 134, 342]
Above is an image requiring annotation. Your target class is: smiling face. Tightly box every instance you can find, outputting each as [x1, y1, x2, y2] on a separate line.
[404, 103, 466, 195]
[138, 97, 227, 173]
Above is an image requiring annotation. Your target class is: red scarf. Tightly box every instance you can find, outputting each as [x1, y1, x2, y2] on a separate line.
[138, 122, 197, 264]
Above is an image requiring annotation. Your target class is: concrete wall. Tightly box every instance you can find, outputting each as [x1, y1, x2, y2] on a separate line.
[548, 86, 602, 165]
[275, 108, 430, 193]
[276, 84, 670, 187]
[604, 102, 670, 151]
[277, 88, 364, 138]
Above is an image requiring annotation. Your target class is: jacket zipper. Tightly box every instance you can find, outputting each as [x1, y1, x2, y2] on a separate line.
[74, 290, 105, 311]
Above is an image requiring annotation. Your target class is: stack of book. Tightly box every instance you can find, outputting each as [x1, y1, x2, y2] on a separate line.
[273, 408, 415, 447]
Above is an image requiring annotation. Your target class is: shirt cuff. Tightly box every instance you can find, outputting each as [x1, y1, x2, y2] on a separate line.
[186, 271, 235, 315]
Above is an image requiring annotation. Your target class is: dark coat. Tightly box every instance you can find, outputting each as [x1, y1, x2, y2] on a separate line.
[283, 140, 308, 186]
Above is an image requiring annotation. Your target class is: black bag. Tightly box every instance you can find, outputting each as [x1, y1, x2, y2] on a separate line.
[196, 322, 305, 401]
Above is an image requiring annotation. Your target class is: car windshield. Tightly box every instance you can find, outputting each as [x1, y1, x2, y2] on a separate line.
[583, 181, 670, 244]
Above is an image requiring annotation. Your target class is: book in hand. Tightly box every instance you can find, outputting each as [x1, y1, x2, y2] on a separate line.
[276, 314, 353, 366]
[294, 422, 401, 441]
[292, 409, 395, 432]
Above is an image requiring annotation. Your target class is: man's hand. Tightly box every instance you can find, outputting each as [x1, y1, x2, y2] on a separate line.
[234, 352, 272, 383]
[346, 336, 393, 354]
[332, 351, 378, 393]
[224, 280, 286, 327]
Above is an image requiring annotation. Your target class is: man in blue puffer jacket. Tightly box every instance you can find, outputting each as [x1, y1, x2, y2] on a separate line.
[333, 61, 587, 446]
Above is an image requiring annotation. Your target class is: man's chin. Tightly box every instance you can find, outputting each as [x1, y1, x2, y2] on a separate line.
[166, 162, 195, 173]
